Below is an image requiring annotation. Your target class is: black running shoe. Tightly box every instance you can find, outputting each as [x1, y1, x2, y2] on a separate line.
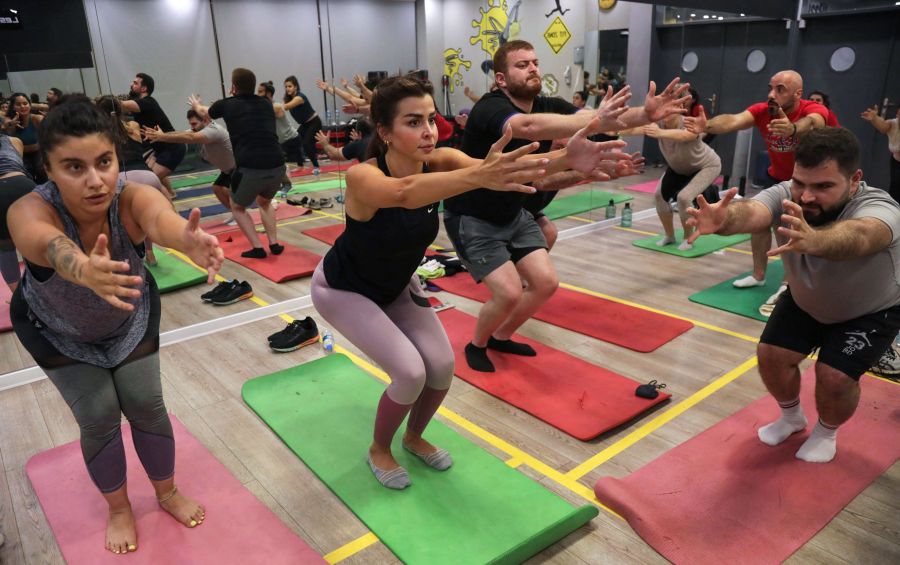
[269, 317, 319, 352]
[201, 279, 234, 302]
[211, 280, 253, 305]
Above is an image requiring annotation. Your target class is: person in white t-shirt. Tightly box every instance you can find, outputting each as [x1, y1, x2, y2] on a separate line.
[861, 103, 900, 202]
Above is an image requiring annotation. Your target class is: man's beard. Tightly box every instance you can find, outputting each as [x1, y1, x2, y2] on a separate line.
[801, 200, 847, 227]
[507, 76, 542, 100]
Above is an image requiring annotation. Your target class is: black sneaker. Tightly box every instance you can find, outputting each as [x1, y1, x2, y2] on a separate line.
[269, 317, 319, 352]
[201, 280, 234, 302]
[210, 280, 253, 305]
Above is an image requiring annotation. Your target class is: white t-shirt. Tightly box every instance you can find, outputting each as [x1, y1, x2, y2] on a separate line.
[887, 118, 900, 161]
[754, 181, 900, 323]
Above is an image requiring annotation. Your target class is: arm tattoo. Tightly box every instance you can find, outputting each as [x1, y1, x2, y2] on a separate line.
[46, 235, 85, 281]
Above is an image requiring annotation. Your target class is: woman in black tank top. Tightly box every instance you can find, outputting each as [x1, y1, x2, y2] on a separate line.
[310, 75, 613, 489]
[8, 96, 224, 555]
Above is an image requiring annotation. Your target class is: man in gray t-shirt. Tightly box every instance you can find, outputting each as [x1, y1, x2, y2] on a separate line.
[687, 128, 900, 464]
[143, 110, 237, 217]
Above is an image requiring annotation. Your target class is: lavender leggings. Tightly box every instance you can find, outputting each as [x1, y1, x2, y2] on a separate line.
[311, 264, 454, 404]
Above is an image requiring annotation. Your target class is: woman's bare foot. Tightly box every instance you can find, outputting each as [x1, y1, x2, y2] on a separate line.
[106, 505, 137, 554]
[158, 487, 205, 528]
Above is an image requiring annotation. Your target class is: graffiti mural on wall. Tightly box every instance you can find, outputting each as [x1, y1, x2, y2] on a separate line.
[469, 0, 522, 74]
[443, 48, 472, 93]
[541, 73, 559, 96]
[545, 1, 570, 18]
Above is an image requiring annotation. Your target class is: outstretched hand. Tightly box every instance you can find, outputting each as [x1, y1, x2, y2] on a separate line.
[314, 130, 329, 146]
[683, 106, 707, 135]
[566, 117, 630, 174]
[592, 86, 631, 133]
[181, 208, 224, 284]
[476, 125, 547, 193]
[860, 105, 879, 122]
[643, 78, 691, 122]
[768, 106, 794, 137]
[767, 199, 817, 256]
[85, 233, 143, 311]
[685, 187, 738, 243]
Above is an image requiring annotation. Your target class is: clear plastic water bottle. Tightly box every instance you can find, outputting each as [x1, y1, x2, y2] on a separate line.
[605, 199, 616, 219]
[621, 202, 632, 227]
[322, 329, 334, 353]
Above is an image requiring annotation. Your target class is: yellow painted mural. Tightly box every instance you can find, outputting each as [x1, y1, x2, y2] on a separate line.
[469, 0, 510, 57]
[443, 48, 472, 93]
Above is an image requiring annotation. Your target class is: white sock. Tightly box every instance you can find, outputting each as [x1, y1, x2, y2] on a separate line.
[677, 240, 693, 251]
[733, 274, 766, 288]
[656, 235, 676, 247]
[757, 397, 807, 446]
[796, 420, 838, 463]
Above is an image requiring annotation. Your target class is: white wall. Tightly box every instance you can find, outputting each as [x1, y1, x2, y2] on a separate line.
[85, 0, 223, 130]
[212, 0, 322, 106]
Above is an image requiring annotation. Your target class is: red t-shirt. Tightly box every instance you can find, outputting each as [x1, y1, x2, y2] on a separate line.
[434, 112, 454, 142]
[824, 108, 840, 127]
[747, 99, 829, 180]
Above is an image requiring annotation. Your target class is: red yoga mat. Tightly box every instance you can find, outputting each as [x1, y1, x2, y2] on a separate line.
[594, 368, 900, 564]
[0, 283, 11, 332]
[434, 274, 692, 352]
[302, 223, 346, 245]
[217, 234, 322, 283]
[26, 416, 325, 564]
[200, 205, 310, 236]
[438, 308, 670, 440]
[288, 162, 355, 178]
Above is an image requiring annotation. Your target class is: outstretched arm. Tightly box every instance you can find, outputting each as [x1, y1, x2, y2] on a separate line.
[685, 188, 774, 243]
[860, 105, 892, 135]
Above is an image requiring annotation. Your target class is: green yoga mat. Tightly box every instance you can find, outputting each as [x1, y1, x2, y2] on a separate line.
[145, 248, 207, 293]
[543, 189, 633, 220]
[242, 354, 598, 565]
[172, 173, 219, 190]
[632, 229, 751, 258]
[689, 261, 785, 322]
[287, 178, 346, 195]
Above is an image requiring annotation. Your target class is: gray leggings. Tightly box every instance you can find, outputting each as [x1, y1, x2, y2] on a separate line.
[654, 163, 721, 224]
[310, 264, 454, 404]
[43, 353, 174, 492]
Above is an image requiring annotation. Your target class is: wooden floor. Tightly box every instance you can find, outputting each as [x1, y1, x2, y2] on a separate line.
[0, 165, 897, 564]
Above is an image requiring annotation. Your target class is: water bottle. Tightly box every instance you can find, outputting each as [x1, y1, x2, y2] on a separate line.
[621, 202, 632, 228]
[605, 199, 616, 219]
[322, 329, 334, 353]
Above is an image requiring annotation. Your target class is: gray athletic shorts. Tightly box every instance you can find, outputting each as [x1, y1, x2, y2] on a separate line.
[231, 165, 286, 207]
[443, 209, 547, 282]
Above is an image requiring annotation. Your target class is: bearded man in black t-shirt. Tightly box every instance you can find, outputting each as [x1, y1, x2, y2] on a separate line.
[444, 39, 691, 372]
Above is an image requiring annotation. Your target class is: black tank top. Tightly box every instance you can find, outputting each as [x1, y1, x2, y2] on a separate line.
[323, 154, 438, 304]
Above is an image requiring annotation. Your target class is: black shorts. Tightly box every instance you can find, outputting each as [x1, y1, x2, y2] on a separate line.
[660, 167, 697, 202]
[214, 170, 233, 188]
[0, 175, 36, 239]
[760, 288, 900, 380]
[150, 143, 186, 171]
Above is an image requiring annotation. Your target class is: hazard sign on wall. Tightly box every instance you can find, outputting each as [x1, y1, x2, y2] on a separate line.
[543, 16, 571, 54]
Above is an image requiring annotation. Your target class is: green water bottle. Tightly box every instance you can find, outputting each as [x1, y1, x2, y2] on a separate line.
[621, 202, 633, 227]
[605, 199, 616, 219]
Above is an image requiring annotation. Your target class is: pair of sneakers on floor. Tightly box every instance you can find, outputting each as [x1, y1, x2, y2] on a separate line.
[200, 279, 253, 306]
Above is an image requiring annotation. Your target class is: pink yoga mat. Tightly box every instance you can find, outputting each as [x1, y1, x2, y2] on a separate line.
[200, 205, 310, 236]
[625, 175, 725, 194]
[26, 416, 324, 564]
[217, 234, 322, 283]
[594, 368, 900, 564]
[0, 283, 11, 332]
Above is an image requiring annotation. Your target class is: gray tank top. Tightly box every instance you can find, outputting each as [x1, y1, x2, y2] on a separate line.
[0, 134, 28, 176]
[21, 180, 150, 368]
[275, 106, 299, 144]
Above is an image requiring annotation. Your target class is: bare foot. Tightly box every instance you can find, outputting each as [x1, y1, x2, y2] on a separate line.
[106, 506, 137, 554]
[403, 431, 439, 455]
[368, 445, 400, 471]
[158, 489, 205, 528]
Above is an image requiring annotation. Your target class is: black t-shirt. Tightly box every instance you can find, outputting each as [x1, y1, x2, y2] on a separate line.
[341, 135, 371, 162]
[323, 154, 438, 304]
[444, 90, 578, 225]
[208, 95, 284, 169]
[134, 96, 175, 151]
[287, 92, 316, 124]
[523, 190, 558, 217]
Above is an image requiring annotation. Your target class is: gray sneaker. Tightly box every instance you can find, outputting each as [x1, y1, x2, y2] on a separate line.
[871, 344, 900, 377]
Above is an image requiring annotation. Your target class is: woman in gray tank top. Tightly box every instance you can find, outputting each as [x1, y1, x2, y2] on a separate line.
[7, 96, 224, 555]
[0, 133, 34, 296]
